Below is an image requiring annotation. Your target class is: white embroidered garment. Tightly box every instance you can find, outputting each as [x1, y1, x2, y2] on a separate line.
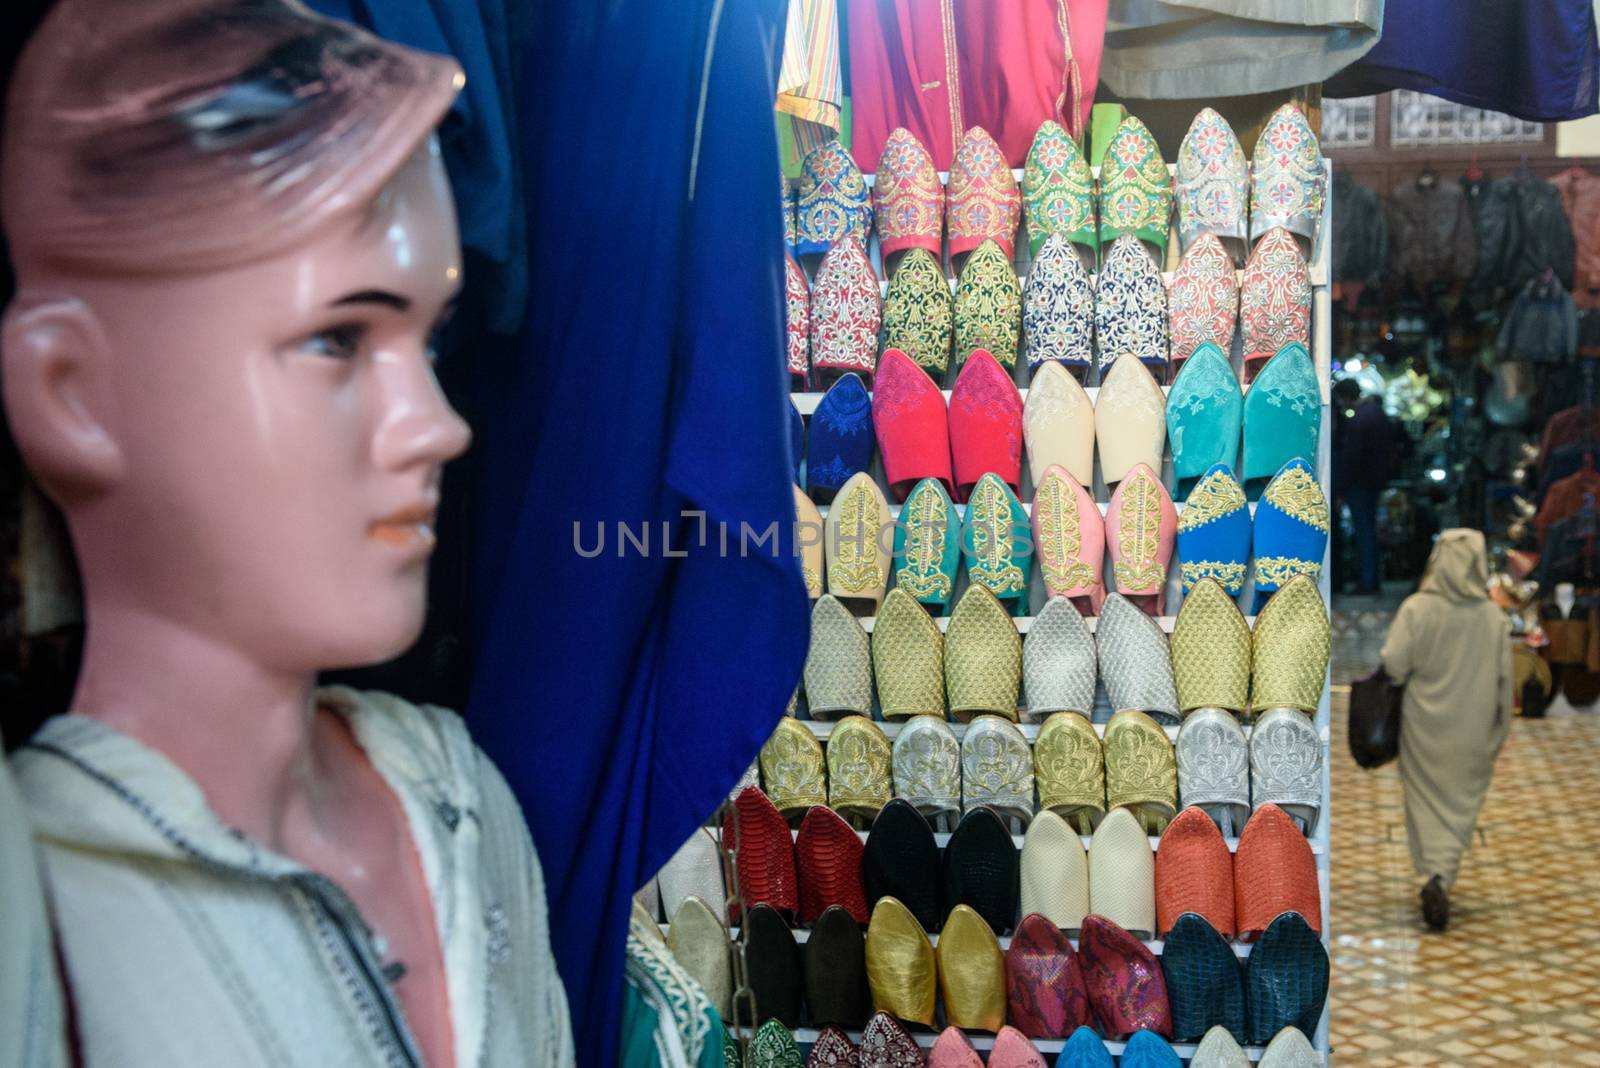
[0, 746, 66, 1068]
[12, 686, 575, 1068]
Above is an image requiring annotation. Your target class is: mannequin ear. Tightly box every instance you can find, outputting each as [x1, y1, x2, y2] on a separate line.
[2, 292, 124, 501]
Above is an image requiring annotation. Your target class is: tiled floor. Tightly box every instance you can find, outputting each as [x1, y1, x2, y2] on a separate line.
[1330, 593, 1600, 1066]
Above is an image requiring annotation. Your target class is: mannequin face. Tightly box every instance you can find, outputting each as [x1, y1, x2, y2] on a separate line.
[11, 139, 471, 672]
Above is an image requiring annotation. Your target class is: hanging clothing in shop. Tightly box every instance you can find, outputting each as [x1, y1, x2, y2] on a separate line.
[1463, 175, 1516, 299]
[1386, 175, 1475, 288]
[1542, 440, 1600, 497]
[1550, 168, 1600, 304]
[1540, 508, 1600, 588]
[1540, 404, 1600, 468]
[1507, 175, 1579, 294]
[11, 690, 576, 1067]
[1536, 468, 1600, 550]
[1381, 530, 1512, 889]
[1323, 0, 1599, 122]
[777, 0, 846, 163]
[1498, 272, 1579, 364]
[306, 0, 528, 336]
[1097, 0, 1382, 100]
[846, 0, 1107, 171]
[465, 2, 810, 1066]
[620, 920, 728, 1068]
[1331, 172, 1387, 287]
[0, 741, 65, 1068]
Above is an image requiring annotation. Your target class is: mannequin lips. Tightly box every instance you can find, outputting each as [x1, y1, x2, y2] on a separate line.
[369, 502, 438, 553]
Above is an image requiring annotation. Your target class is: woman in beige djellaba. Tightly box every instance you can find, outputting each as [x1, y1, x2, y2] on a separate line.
[1381, 528, 1513, 930]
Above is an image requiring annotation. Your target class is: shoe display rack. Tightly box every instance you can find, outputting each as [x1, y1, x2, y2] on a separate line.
[682, 155, 1336, 1066]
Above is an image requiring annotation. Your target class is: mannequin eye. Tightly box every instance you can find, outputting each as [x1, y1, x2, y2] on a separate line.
[301, 323, 367, 360]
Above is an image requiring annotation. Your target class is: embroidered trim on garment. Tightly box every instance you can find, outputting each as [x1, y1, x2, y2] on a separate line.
[626, 927, 713, 1064]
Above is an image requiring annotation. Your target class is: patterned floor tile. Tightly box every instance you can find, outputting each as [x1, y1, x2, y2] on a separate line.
[1331, 593, 1600, 1065]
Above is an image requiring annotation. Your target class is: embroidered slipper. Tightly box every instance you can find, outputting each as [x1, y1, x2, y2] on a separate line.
[961, 472, 1031, 616]
[1023, 120, 1097, 260]
[1176, 109, 1249, 260]
[1250, 103, 1326, 249]
[666, 895, 732, 1019]
[1251, 458, 1328, 612]
[1105, 463, 1177, 618]
[1120, 1029, 1184, 1068]
[807, 372, 874, 499]
[960, 714, 1035, 824]
[1250, 708, 1324, 835]
[883, 248, 954, 379]
[1258, 1027, 1321, 1068]
[1241, 342, 1319, 501]
[948, 126, 1022, 261]
[794, 485, 824, 600]
[1191, 1025, 1252, 1068]
[989, 1027, 1050, 1068]
[1240, 227, 1311, 384]
[873, 347, 954, 502]
[805, 1024, 864, 1066]
[659, 826, 727, 921]
[796, 139, 873, 258]
[1024, 232, 1095, 376]
[949, 348, 1024, 502]
[1103, 708, 1178, 835]
[874, 127, 944, 264]
[928, 1027, 984, 1068]
[1060, 1026, 1114, 1068]
[1023, 359, 1095, 487]
[1095, 234, 1169, 381]
[1250, 575, 1330, 716]
[1098, 114, 1173, 260]
[1177, 465, 1250, 599]
[891, 714, 961, 822]
[827, 715, 893, 822]
[1034, 712, 1105, 837]
[1095, 353, 1166, 487]
[893, 478, 962, 615]
[785, 253, 811, 388]
[1166, 343, 1242, 499]
[824, 472, 893, 614]
[1032, 467, 1106, 617]
[810, 236, 883, 388]
[954, 238, 1023, 371]
[1168, 236, 1240, 380]
[1175, 709, 1251, 837]
[860, 1010, 928, 1067]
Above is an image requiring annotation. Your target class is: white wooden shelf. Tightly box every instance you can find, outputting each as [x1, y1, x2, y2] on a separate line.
[666, 924, 1255, 959]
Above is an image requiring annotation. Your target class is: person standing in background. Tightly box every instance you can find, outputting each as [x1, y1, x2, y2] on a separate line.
[1334, 376, 1403, 594]
[1380, 529, 1514, 930]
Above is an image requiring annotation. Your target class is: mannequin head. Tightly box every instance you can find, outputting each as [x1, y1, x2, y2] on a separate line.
[2, 0, 471, 675]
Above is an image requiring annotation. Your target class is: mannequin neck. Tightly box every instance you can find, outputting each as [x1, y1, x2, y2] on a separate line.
[71, 594, 323, 850]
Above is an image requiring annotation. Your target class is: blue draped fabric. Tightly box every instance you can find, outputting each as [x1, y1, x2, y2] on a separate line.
[1324, 0, 1599, 122]
[464, 2, 807, 1066]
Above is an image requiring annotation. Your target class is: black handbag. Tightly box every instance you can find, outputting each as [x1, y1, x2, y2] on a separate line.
[1348, 667, 1404, 768]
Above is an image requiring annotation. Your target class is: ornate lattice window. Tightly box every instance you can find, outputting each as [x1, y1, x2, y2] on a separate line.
[1322, 96, 1377, 148]
[1389, 90, 1542, 147]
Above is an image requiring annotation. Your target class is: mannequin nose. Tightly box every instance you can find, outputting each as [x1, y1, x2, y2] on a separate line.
[375, 356, 472, 471]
